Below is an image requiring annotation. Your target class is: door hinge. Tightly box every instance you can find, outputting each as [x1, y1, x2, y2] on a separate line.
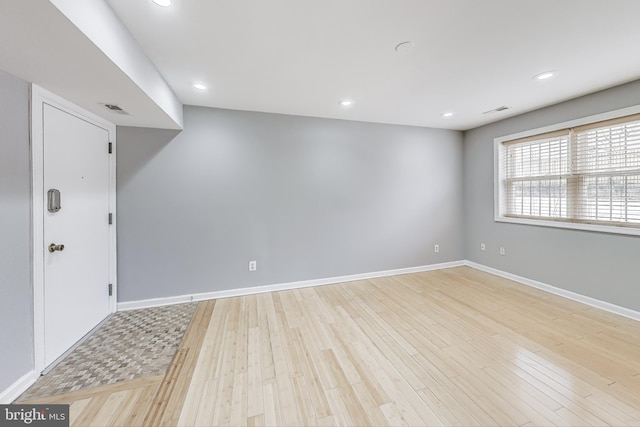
[108, 213, 113, 225]
[108, 283, 113, 296]
[108, 142, 113, 154]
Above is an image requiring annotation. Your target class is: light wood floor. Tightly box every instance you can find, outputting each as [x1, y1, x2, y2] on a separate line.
[24, 266, 640, 426]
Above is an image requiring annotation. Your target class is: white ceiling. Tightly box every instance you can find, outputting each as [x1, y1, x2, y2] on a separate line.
[104, 0, 640, 130]
[0, 0, 181, 129]
[2, 1, 640, 131]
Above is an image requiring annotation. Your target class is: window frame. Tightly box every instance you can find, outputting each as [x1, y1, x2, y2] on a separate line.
[494, 104, 640, 237]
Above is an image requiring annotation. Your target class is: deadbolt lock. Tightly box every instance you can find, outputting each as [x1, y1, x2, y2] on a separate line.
[48, 243, 65, 253]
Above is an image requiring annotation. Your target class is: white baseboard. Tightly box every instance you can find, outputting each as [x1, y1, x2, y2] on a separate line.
[118, 260, 466, 311]
[0, 370, 38, 404]
[465, 260, 640, 323]
[120, 259, 640, 323]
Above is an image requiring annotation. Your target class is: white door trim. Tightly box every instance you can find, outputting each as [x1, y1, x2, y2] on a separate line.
[31, 85, 117, 374]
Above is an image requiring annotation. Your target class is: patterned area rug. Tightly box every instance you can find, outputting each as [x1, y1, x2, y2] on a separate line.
[16, 302, 198, 402]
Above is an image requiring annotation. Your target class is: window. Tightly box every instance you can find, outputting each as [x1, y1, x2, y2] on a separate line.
[496, 108, 640, 235]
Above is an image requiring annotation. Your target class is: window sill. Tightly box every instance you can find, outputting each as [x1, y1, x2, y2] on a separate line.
[494, 215, 640, 237]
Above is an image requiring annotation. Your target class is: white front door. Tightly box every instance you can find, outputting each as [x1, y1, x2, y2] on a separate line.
[42, 103, 112, 367]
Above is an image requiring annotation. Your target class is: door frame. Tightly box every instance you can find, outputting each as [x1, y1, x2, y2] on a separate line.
[31, 85, 117, 373]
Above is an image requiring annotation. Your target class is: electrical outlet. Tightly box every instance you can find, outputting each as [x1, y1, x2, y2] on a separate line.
[480, 243, 486, 251]
[249, 260, 257, 271]
[499, 247, 505, 256]
[434, 244, 440, 253]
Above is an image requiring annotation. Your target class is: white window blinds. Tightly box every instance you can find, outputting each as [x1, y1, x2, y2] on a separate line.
[502, 113, 640, 228]
[504, 130, 570, 219]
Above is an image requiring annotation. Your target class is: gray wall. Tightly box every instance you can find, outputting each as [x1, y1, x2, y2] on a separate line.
[464, 79, 640, 312]
[117, 106, 464, 302]
[0, 70, 33, 392]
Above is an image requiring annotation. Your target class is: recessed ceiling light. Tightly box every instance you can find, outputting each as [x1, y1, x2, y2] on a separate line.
[152, 0, 171, 6]
[339, 100, 354, 107]
[534, 71, 556, 81]
[441, 112, 454, 118]
[193, 82, 207, 91]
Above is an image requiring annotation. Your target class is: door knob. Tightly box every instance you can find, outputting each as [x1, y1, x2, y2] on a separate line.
[48, 243, 65, 253]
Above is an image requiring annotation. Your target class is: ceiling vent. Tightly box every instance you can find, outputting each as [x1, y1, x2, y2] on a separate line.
[101, 103, 129, 115]
[482, 106, 509, 115]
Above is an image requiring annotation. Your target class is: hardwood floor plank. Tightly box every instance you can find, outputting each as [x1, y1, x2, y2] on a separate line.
[209, 298, 242, 427]
[20, 375, 164, 405]
[176, 300, 225, 426]
[246, 326, 264, 418]
[321, 349, 371, 427]
[269, 293, 304, 427]
[262, 381, 282, 427]
[110, 388, 145, 427]
[292, 374, 319, 426]
[449, 374, 525, 426]
[503, 355, 615, 425]
[324, 387, 356, 427]
[247, 413, 264, 427]
[88, 390, 128, 427]
[152, 299, 216, 427]
[229, 298, 250, 427]
[69, 398, 92, 426]
[328, 322, 390, 407]
[379, 402, 408, 426]
[70, 393, 111, 427]
[289, 326, 333, 418]
[416, 385, 477, 427]
[350, 381, 388, 426]
[125, 381, 163, 427]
